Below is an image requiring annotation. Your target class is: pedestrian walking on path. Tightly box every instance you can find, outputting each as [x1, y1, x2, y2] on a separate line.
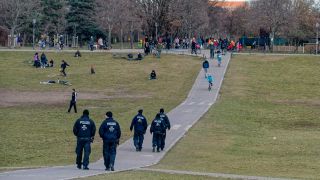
[73, 109, 96, 170]
[99, 111, 121, 171]
[68, 89, 77, 113]
[150, 113, 166, 152]
[130, 109, 148, 151]
[202, 57, 209, 78]
[217, 50, 222, 67]
[157, 108, 170, 151]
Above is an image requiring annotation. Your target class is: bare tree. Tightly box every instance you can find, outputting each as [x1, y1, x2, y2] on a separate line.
[135, 0, 173, 37]
[0, 0, 39, 48]
[170, 0, 209, 38]
[250, 0, 292, 49]
[287, 0, 319, 40]
[96, 0, 134, 47]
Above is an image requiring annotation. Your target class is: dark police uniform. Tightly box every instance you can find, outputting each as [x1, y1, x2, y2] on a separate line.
[68, 90, 77, 113]
[130, 111, 148, 151]
[99, 114, 121, 171]
[73, 112, 96, 170]
[150, 114, 166, 152]
[158, 112, 170, 150]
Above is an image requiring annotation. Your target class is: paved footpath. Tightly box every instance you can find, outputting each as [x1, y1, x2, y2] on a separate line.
[0, 49, 231, 180]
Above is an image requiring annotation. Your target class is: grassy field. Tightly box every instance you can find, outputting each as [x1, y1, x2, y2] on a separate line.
[0, 51, 200, 168]
[79, 170, 226, 180]
[152, 55, 320, 179]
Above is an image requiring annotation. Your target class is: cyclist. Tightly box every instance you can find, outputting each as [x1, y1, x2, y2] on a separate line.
[207, 74, 214, 91]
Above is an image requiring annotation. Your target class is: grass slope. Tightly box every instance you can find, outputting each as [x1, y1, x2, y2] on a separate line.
[153, 55, 320, 179]
[0, 51, 200, 167]
[80, 170, 226, 180]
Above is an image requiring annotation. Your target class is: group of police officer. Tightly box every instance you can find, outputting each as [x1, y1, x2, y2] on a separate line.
[73, 108, 170, 171]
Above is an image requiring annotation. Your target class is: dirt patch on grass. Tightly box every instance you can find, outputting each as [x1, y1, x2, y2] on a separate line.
[0, 88, 150, 107]
[273, 99, 320, 107]
[256, 56, 287, 62]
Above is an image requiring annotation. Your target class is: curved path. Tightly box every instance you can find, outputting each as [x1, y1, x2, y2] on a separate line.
[0, 50, 231, 180]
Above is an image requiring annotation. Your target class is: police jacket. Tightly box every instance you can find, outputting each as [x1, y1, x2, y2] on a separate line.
[99, 117, 121, 142]
[202, 60, 209, 68]
[73, 115, 96, 140]
[158, 113, 170, 131]
[130, 113, 148, 134]
[150, 118, 166, 134]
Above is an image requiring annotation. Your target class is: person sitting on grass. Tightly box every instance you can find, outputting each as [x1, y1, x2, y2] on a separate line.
[33, 52, 41, 68]
[74, 50, 81, 57]
[127, 53, 134, 60]
[49, 59, 54, 67]
[135, 53, 143, 60]
[91, 65, 95, 74]
[149, 70, 157, 80]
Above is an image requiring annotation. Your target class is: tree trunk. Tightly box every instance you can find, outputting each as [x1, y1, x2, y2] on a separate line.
[130, 22, 133, 49]
[108, 25, 112, 47]
[120, 27, 123, 49]
[10, 28, 15, 49]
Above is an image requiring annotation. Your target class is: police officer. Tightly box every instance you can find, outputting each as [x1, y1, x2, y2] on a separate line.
[158, 108, 171, 151]
[150, 113, 166, 152]
[68, 89, 77, 113]
[99, 111, 121, 171]
[130, 109, 148, 151]
[73, 109, 96, 170]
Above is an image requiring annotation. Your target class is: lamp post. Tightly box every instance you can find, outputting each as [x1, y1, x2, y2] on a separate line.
[155, 22, 158, 41]
[32, 19, 36, 50]
[316, 22, 319, 55]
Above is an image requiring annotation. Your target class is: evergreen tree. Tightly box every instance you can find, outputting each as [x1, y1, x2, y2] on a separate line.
[41, 0, 66, 36]
[66, 0, 101, 43]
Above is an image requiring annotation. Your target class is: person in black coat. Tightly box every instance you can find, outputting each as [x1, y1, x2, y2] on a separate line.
[73, 109, 96, 170]
[158, 108, 171, 151]
[60, 60, 69, 76]
[130, 109, 148, 151]
[68, 89, 77, 113]
[150, 113, 166, 152]
[99, 111, 121, 171]
[150, 70, 157, 80]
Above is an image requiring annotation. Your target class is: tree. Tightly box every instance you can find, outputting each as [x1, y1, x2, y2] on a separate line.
[40, 0, 66, 36]
[66, 0, 99, 44]
[287, 0, 319, 41]
[250, 0, 293, 49]
[170, 0, 209, 38]
[135, 0, 172, 37]
[0, 0, 39, 48]
[96, 0, 134, 47]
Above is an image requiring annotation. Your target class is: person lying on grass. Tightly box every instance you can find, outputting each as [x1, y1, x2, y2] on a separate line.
[40, 78, 72, 86]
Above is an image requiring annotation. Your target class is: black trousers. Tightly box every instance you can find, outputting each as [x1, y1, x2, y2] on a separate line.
[103, 141, 117, 169]
[160, 132, 166, 150]
[68, 101, 77, 113]
[75, 139, 91, 168]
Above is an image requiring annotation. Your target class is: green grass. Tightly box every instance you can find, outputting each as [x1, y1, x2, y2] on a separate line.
[153, 55, 320, 179]
[79, 170, 227, 180]
[0, 51, 200, 167]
